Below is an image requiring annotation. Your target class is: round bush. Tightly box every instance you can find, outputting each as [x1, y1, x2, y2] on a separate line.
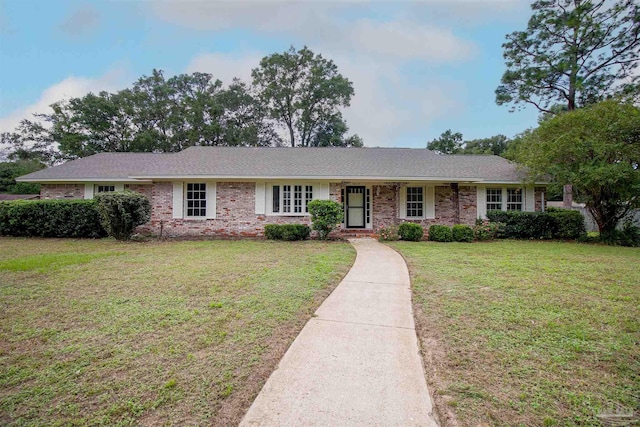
[452, 224, 474, 242]
[428, 225, 452, 242]
[95, 191, 151, 241]
[398, 222, 424, 241]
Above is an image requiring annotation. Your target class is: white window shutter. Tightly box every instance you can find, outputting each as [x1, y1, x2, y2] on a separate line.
[84, 184, 94, 200]
[477, 187, 486, 219]
[319, 183, 330, 200]
[115, 183, 125, 192]
[525, 186, 535, 212]
[172, 182, 183, 219]
[399, 187, 407, 218]
[425, 186, 435, 219]
[255, 182, 266, 214]
[206, 182, 217, 219]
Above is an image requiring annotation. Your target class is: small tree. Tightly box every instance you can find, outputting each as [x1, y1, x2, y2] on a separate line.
[307, 199, 343, 240]
[95, 191, 151, 240]
[513, 100, 640, 236]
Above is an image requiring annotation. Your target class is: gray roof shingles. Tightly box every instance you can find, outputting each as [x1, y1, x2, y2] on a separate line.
[18, 147, 524, 183]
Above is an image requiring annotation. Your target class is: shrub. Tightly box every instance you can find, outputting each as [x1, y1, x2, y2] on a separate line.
[398, 222, 424, 241]
[0, 199, 106, 238]
[452, 224, 474, 242]
[307, 200, 343, 240]
[264, 224, 310, 241]
[428, 225, 452, 242]
[601, 220, 640, 247]
[546, 207, 586, 239]
[377, 224, 399, 241]
[94, 191, 151, 241]
[264, 224, 282, 240]
[473, 221, 502, 241]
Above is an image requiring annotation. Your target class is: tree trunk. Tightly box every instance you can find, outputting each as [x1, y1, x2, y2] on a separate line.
[288, 125, 295, 147]
[563, 184, 573, 208]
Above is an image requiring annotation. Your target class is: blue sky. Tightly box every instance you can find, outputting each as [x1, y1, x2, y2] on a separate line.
[0, 0, 540, 148]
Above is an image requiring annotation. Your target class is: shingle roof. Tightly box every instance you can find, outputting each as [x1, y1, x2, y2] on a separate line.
[18, 147, 525, 183]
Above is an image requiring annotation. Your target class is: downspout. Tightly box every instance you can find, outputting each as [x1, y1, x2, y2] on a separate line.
[541, 191, 545, 212]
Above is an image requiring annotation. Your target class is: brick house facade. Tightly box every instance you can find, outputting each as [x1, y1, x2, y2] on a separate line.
[22, 147, 548, 238]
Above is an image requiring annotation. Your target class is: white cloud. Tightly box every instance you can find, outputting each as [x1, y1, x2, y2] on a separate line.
[347, 19, 474, 62]
[0, 67, 128, 134]
[185, 52, 264, 84]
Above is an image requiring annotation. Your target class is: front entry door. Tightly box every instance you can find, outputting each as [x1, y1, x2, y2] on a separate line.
[346, 186, 366, 228]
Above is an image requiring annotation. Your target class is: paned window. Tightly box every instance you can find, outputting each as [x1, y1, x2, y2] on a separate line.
[96, 185, 115, 193]
[272, 184, 315, 215]
[305, 186, 313, 213]
[406, 187, 424, 218]
[486, 188, 502, 211]
[507, 188, 523, 211]
[186, 183, 207, 217]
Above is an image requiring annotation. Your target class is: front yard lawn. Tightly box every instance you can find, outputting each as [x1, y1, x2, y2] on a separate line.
[0, 238, 355, 426]
[390, 241, 639, 427]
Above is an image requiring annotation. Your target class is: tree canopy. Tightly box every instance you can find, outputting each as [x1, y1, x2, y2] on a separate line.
[427, 130, 511, 156]
[251, 46, 360, 147]
[512, 100, 640, 234]
[496, 0, 640, 114]
[1, 47, 362, 161]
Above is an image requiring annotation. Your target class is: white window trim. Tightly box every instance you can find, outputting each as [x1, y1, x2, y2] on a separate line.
[265, 182, 326, 216]
[478, 186, 534, 218]
[173, 181, 216, 220]
[399, 185, 435, 220]
[84, 183, 124, 199]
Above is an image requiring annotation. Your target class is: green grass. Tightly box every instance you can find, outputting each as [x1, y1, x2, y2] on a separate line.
[389, 240, 639, 427]
[0, 238, 355, 426]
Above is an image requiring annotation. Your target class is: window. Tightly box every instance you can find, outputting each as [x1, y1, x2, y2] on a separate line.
[272, 184, 314, 215]
[406, 187, 424, 218]
[186, 183, 207, 217]
[96, 185, 115, 193]
[486, 188, 502, 211]
[486, 188, 523, 212]
[507, 188, 523, 211]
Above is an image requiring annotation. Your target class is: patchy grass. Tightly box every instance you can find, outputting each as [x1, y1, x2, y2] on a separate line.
[0, 238, 355, 426]
[389, 240, 640, 427]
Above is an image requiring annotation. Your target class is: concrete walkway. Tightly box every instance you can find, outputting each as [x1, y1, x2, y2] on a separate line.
[240, 238, 438, 427]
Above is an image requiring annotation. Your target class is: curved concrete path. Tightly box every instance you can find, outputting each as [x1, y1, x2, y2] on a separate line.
[240, 238, 438, 427]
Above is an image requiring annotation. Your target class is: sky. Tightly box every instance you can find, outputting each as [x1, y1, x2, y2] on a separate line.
[0, 0, 541, 149]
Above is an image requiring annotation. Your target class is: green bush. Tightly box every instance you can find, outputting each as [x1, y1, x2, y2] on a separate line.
[546, 208, 586, 239]
[94, 191, 151, 241]
[377, 224, 399, 241]
[263, 224, 310, 241]
[601, 220, 640, 247]
[398, 222, 424, 241]
[307, 200, 343, 240]
[0, 199, 106, 238]
[452, 224, 474, 242]
[428, 225, 452, 242]
[486, 209, 585, 240]
[473, 221, 502, 241]
[264, 224, 282, 240]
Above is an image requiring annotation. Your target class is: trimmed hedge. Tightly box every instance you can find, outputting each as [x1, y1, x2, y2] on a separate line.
[0, 199, 106, 238]
[398, 222, 424, 241]
[428, 225, 452, 242]
[486, 209, 585, 240]
[264, 224, 310, 241]
[452, 224, 474, 242]
[94, 191, 151, 241]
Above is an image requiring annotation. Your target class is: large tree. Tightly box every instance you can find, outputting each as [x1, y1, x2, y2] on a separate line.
[496, 0, 640, 113]
[427, 129, 463, 154]
[251, 46, 359, 147]
[513, 100, 640, 235]
[1, 70, 277, 160]
[461, 135, 510, 156]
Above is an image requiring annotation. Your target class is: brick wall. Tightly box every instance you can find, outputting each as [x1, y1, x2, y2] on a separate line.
[142, 182, 327, 238]
[41, 184, 84, 199]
